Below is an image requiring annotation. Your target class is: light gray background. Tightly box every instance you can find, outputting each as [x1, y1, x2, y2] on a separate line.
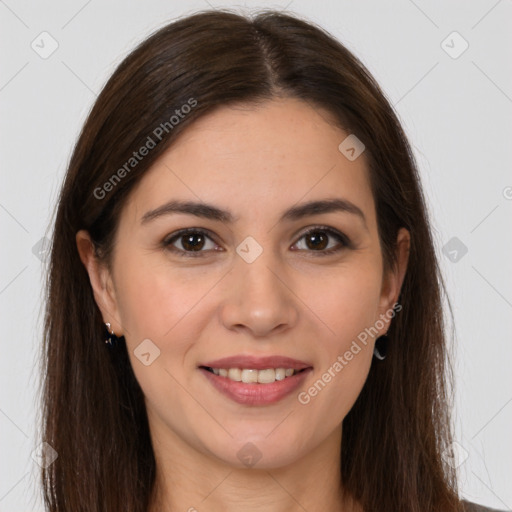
[1, 1, 511, 510]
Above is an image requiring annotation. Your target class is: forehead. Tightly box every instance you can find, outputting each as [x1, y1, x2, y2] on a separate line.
[124, 97, 376, 228]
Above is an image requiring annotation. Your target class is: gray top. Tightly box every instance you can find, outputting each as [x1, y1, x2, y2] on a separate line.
[463, 500, 508, 512]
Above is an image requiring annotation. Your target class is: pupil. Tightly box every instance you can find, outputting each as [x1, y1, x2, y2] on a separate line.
[307, 231, 327, 250]
[183, 233, 204, 251]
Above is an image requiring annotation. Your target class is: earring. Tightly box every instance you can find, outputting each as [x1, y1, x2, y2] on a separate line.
[373, 334, 389, 360]
[104, 322, 121, 348]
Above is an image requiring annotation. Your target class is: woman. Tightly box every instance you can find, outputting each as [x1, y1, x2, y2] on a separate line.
[39, 9, 503, 512]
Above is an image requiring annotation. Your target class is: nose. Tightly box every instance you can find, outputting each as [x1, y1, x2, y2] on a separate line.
[219, 250, 299, 338]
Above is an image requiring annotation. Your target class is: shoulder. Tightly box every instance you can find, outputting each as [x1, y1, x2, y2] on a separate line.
[461, 500, 507, 512]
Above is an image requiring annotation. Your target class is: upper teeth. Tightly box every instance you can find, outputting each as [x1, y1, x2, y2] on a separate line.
[212, 368, 297, 384]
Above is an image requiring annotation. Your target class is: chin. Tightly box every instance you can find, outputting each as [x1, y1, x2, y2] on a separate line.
[206, 434, 305, 470]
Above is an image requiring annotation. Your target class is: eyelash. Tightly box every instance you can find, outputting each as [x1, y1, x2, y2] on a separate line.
[161, 225, 352, 258]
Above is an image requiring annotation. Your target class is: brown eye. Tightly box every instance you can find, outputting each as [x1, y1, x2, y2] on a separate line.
[292, 226, 350, 255]
[179, 232, 206, 251]
[162, 225, 351, 259]
[163, 228, 218, 257]
[304, 230, 329, 250]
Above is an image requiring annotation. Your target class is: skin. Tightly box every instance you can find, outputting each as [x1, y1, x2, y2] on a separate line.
[77, 97, 410, 512]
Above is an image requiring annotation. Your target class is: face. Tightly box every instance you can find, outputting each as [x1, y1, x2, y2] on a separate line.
[78, 97, 409, 470]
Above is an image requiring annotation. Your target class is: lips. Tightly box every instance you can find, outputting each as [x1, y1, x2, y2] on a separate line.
[200, 366, 312, 405]
[199, 355, 312, 371]
[197, 354, 313, 406]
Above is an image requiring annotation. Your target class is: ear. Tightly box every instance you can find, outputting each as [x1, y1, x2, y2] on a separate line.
[75, 229, 123, 335]
[377, 227, 410, 332]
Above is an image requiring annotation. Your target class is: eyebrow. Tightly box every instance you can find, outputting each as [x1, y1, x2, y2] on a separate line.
[140, 198, 367, 228]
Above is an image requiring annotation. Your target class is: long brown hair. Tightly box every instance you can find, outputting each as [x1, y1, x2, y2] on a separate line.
[39, 9, 461, 511]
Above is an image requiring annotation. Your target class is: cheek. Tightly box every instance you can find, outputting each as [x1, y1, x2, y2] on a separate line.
[113, 253, 212, 342]
[296, 264, 381, 413]
[112, 253, 224, 396]
[112, 256, 207, 412]
[311, 262, 383, 346]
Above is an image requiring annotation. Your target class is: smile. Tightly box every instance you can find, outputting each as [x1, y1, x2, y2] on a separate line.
[199, 366, 312, 406]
